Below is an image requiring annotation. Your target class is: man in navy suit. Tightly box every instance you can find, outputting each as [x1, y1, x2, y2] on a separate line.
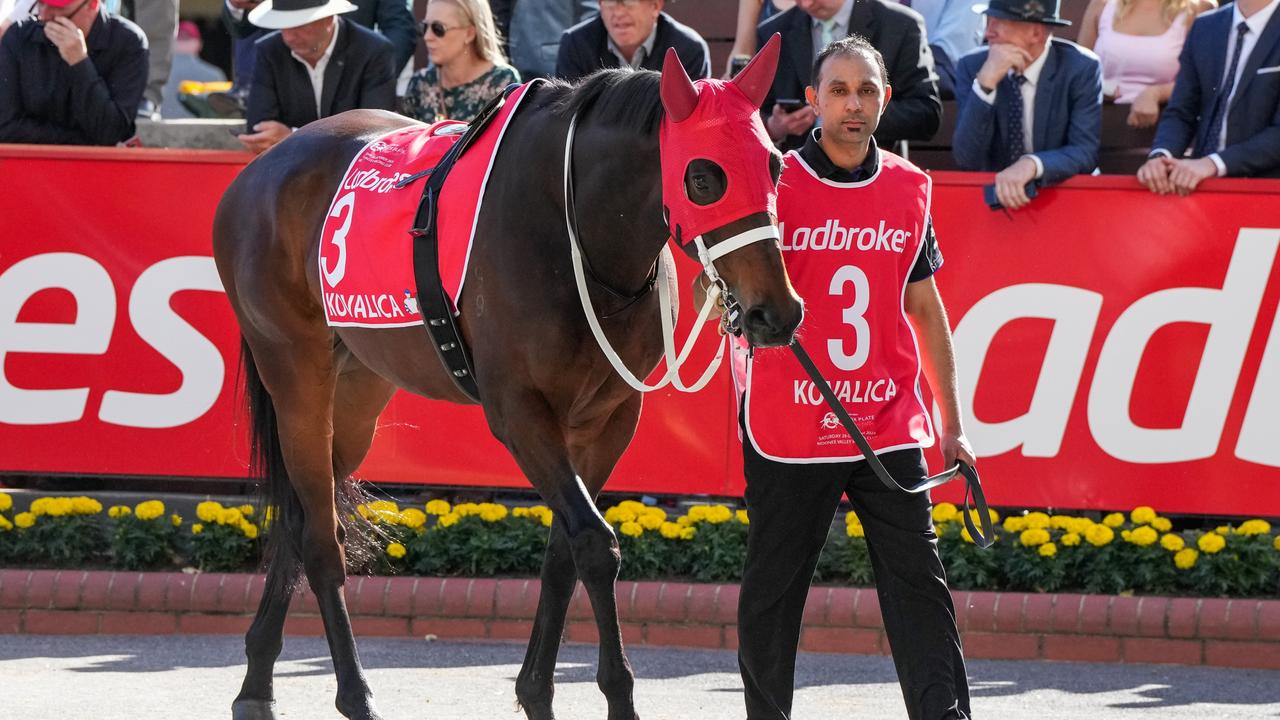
[1139, 0, 1280, 193]
[952, 0, 1102, 210]
[554, 0, 709, 81]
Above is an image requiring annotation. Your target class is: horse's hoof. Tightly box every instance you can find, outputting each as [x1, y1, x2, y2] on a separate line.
[336, 696, 384, 720]
[231, 699, 278, 720]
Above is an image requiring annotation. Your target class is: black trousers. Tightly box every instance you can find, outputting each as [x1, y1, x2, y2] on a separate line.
[737, 440, 971, 720]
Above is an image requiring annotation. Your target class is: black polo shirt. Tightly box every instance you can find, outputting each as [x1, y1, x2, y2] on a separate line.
[0, 8, 148, 145]
[797, 130, 943, 282]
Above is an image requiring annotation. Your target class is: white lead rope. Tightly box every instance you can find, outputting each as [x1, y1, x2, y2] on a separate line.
[563, 114, 777, 393]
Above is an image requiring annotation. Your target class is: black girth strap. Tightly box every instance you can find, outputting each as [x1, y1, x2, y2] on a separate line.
[789, 340, 996, 548]
[409, 83, 526, 403]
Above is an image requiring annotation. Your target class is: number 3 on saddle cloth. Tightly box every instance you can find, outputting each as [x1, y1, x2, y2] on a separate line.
[317, 82, 535, 330]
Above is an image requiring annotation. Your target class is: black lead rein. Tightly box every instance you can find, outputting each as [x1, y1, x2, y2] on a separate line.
[788, 341, 996, 548]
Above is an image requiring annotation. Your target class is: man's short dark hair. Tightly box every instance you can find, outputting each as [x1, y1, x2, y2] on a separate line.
[811, 35, 889, 89]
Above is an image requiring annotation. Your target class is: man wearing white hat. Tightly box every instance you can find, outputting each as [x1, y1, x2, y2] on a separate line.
[237, 0, 395, 153]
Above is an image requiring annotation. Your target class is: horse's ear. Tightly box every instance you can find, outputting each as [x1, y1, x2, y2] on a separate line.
[660, 47, 699, 123]
[732, 33, 781, 107]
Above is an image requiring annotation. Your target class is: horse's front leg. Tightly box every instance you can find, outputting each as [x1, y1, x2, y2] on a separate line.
[493, 391, 641, 720]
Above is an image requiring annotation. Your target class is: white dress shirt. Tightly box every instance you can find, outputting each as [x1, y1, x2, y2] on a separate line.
[291, 19, 341, 119]
[608, 21, 658, 68]
[971, 36, 1053, 178]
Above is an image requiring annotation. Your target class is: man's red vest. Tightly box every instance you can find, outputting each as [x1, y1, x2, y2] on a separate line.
[735, 149, 935, 463]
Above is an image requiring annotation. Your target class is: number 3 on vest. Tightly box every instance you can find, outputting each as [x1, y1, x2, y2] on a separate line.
[828, 265, 870, 371]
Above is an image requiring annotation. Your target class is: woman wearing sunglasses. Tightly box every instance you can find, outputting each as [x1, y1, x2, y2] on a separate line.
[401, 0, 518, 124]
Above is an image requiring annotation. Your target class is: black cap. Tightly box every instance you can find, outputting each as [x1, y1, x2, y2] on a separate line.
[971, 0, 1072, 26]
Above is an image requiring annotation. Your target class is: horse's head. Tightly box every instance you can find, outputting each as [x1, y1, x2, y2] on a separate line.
[658, 34, 802, 348]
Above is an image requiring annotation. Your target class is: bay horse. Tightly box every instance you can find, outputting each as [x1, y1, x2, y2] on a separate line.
[212, 40, 801, 720]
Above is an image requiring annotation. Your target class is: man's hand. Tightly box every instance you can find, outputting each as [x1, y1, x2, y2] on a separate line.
[940, 431, 977, 472]
[1136, 155, 1175, 194]
[994, 156, 1038, 210]
[1127, 86, 1161, 128]
[1168, 156, 1217, 196]
[766, 103, 815, 142]
[43, 17, 88, 66]
[238, 121, 292, 154]
[976, 43, 1032, 90]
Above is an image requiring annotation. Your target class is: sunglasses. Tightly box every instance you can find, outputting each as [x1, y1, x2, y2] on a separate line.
[419, 20, 465, 38]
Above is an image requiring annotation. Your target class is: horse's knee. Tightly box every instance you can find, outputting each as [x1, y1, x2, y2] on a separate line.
[568, 522, 621, 584]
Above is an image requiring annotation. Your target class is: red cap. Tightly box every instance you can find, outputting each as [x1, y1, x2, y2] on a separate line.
[40, 0, 84, 8]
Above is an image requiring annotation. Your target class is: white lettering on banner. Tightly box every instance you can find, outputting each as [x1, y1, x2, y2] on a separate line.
[1088, 229, 1280, 463]
[1236, 270, 1280, 465]
[322, 192, 355, 288]
[779, 220, 910, 253]
[0, 253, 228, 428]
[323, 292, 407, 320]
[793, 378, 898, 405]
[0, 253, 116, 424]
[98, 257, 226, 429]
[953, 284, 1102, 457]
[828, 265, 871, 371]
[340, 168, 414, 194]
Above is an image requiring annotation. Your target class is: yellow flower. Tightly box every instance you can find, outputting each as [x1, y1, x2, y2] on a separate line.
[1103, 513, 1125, 528]
[1128, 526, 1158, 547]
[1197, 532, 1226, 554]
[134, 500, 166, 521]
[1216, 525, 1230, 535]
[1236, 519, 1272, 536]
[399, 508, 427, 529]
[512, 507, 529, 518]
[676, 516, 692, 527]
[1038, 542, 1058, 558]
[1068, 517, 1095, 534]
[191, 523, 204, 535]
[1002, 516, 1026, 533]
[238, 505, 255, 517]
[108, 505, 132, 519]
[437, 513, 459, 528]
[0, 515, 12, 531]
[1174, 548, 1198, 569]
[846, 511, 862, 528]
[1274, 535, 1280, 551]
[687, 505, 709, 522]
[1061, 532, 1081, 547]
[0, 492, 11, 512]
[1130, 506, 1157, 525]
[196, 501, 223, 523]
[735, 509, 750, 525]
[14, 512, 36, 529]
[639, 506, 668, 522]
[617, 500, 647, 514]
[638, 513, 663, 531]
[1152, 517, 1172, 532]
[932, 502, 958, 524]
[453, 503, 481, 518]
[532, 506, 553, 527]
[659, 522, 683, 539]
[704, 505, 733, 524]
[171, 514, 183, 527]
[1023, 512, 1051, 530]
[367, 500, 398, 514]
[679, 526, 696, 540]
[960, 526, 975, 544]
[425, 499, 452, 516]
[1085, 524, 1115, 547]
[218, 508, 243, 526]
[479, 504, 508, 523]
[619, 521, 643, 538]
[1020, 528, 1050, 547]
[241, 522, 259, 540]
[1160, 533, 1185, 552]
[386, 542, 407, 559]
[847, 523, 865, 538]
[1050, 515, 1075, 531]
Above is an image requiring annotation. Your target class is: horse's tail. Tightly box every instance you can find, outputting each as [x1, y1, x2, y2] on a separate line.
[241, 339, 305, 586]
[241, 340, 388, 584]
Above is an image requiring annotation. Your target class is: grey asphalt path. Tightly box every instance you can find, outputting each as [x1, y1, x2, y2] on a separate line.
[1, 635, 1277, 719]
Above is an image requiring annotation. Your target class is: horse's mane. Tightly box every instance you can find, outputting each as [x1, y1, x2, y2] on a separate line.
[547, 68, 665, 135]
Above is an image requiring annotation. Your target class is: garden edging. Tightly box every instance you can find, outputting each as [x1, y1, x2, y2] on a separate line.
[1, 569, 1277, 670]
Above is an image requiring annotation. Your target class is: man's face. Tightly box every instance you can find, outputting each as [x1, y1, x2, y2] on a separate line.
[805, 52, 890, 147]
[983, 16, 1045, 55]
[795, 0, 846, 21]
[600, 0, 662, 50]
[35, 0, 94, 32]
[281, 17, 336, 59]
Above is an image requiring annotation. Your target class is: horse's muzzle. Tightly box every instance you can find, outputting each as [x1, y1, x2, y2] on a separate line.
[742, 301, 803, 348]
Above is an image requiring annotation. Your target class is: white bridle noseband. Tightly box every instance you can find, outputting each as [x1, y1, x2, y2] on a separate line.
[563, 114, 779, 393]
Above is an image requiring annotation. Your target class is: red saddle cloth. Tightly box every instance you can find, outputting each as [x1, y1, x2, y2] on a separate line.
[318, 83, 533, 328]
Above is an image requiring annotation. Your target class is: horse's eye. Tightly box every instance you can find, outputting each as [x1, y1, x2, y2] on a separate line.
[684, 159, 727, 206]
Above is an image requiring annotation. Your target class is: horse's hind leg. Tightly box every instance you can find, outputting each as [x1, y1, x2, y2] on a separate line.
[515, 522, 576, 719]
[248, 335, 386, 720]
[233, 349, 394, 720]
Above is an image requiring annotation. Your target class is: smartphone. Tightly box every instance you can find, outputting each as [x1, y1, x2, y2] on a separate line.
[776, 98, 805, 113]
[729, 55, 750, 78]
[983, 181, 1039, 210]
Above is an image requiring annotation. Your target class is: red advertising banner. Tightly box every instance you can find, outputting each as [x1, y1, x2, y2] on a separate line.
[2, 145, 1279, 515]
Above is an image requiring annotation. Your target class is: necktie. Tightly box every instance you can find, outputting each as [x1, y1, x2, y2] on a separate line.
[818, 18, 837, 50]
[1003, 74, 1028, 168]
[1205, 21, 1250, 154]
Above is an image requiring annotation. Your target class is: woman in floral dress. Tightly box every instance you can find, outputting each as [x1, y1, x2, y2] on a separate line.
[402, 0, 520, 123]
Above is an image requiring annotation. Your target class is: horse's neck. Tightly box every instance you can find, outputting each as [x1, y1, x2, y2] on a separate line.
[571, 126, 668, 295]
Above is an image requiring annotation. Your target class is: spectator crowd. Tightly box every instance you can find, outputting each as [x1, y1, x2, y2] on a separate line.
[1, 0, 1277, 187]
